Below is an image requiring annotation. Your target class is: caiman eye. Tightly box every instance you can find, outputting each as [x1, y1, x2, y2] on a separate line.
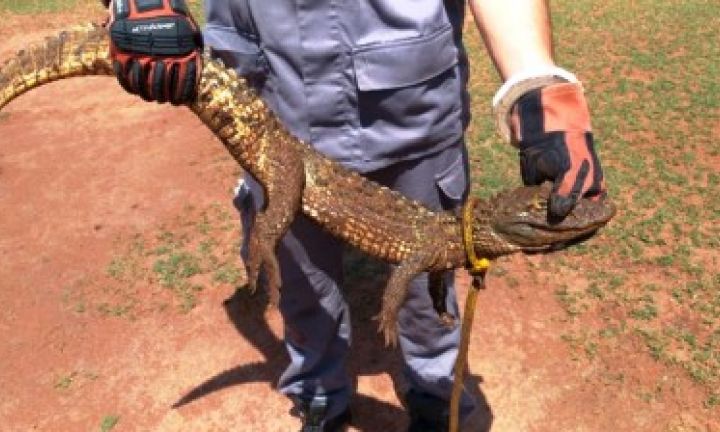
[529, 195, 546, 211]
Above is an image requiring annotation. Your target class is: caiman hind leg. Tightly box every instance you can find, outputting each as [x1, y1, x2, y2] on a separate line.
[376, 249, 439, 347]
[429, 271, 456, 328]
[243, 144, 305, 306]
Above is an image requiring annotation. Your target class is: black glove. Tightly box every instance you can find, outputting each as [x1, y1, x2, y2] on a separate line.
[511, 82, 606, 221]
[106, 0, 203, 104]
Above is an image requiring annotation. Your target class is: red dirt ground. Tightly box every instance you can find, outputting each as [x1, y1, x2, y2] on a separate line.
[0, 10, 717, 432]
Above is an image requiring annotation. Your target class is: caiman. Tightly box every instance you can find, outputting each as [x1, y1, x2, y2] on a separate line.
[0, 24, 615, 345]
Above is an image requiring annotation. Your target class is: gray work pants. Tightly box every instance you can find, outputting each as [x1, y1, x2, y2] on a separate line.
[234, 141, 475, 422]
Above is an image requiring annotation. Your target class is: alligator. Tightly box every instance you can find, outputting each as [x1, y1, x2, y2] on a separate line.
[0, 24, 615, 345]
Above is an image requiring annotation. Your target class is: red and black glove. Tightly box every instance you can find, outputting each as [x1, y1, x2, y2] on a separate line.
[510, 82, 606, 221]
[106, 0, 203, 104]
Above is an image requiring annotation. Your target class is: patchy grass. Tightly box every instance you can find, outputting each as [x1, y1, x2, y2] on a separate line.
[0, 0, 201, 18]
[99, 415, 119, 432]
[0, 0, 96, 13]
[53, 373, 76, 390]
[102, 202, 244, 314]
[16, 0, 717, 415]
[53, 370, 99, 391]
[464, 0, 719, 409]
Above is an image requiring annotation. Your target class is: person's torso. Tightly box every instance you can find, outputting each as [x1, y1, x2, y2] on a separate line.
[204, 0, 469, 172]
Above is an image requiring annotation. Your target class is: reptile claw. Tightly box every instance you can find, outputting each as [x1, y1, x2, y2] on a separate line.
[243, 274, 258, 295]
[267, 284, 280, 307]
[243, 278, 257, 294]
[439, 313, 456, 328]
[373, 313, 399, 348]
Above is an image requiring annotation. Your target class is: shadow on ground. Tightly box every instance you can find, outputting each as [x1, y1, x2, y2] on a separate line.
[173, 250, 493, 430]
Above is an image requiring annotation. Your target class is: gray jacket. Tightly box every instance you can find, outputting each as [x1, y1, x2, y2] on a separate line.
[203, 0, 469, 172]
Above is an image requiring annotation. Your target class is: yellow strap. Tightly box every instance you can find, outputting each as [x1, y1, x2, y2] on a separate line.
[462, 197, 491, 274]
[449, 271, 485, 432]
[450, 197, 491, 432]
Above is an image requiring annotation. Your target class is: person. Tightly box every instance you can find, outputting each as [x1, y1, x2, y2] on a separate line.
[104, 0, 606, 430]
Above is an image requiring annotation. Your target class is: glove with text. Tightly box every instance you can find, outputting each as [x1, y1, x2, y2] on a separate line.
[106, 0, 203, 104]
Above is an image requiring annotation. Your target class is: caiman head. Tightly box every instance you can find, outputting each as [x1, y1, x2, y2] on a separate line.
[473, 182, 616, 256]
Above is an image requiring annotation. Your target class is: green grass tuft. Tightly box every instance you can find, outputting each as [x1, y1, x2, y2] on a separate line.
[99, 415, 119, 432]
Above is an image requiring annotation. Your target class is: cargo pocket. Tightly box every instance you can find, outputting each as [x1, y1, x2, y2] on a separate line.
[435, 150, 469, 211]
[351, 25, 463, 162]
[203, 24, 268, 83]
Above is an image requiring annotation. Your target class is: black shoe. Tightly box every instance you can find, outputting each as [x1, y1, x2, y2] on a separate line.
[405, 390, 449, 432]
[292, 396, 352, 432]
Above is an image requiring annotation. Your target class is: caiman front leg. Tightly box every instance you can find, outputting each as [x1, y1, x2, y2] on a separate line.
[191, 67, 304, 306]
[376, 248, 440, 347]
[243, 141, 305, 306]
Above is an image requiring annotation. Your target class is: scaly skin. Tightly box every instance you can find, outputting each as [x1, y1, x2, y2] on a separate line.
[0, 25, 616, 345]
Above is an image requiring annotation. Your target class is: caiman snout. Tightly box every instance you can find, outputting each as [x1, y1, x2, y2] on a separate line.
[491, 182, 616, 249]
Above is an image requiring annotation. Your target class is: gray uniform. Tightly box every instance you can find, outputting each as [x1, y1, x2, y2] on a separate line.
[205, 0, 475, 423]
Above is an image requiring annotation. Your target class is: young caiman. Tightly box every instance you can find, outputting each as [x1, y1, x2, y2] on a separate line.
[0, 25, 616, 345]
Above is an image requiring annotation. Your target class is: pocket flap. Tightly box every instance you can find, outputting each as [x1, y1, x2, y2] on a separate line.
[204, 24, 267, 75]
[352, 25, 458, 91]
[435, 151, 468, 203]
[204, 23, 259, 52]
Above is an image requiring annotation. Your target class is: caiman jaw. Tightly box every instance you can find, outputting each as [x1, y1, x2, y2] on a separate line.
[490, 183, 616, 250]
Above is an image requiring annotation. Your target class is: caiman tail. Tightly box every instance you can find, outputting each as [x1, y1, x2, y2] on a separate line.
[0, 24, 112, 110]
